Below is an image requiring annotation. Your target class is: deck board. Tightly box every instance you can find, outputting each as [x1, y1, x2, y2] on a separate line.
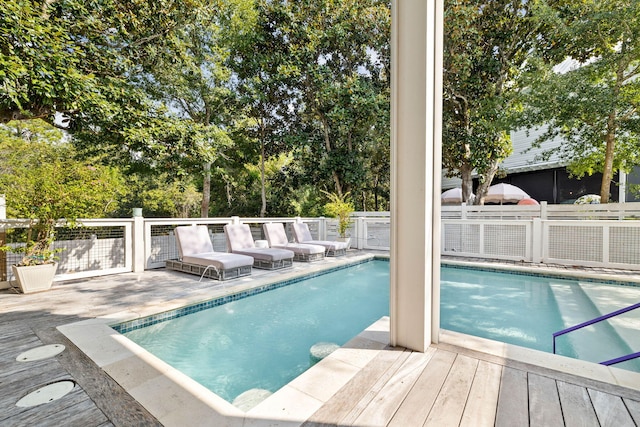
[423, 354, 478, 426]
[625, 398, 640, 425]
[352, 348, 437, 426]
[459, 360, 502, 427]
[495, 366, 530, 427]
[588, 389, 637, 427]
[387, 348, 456, 426]
[528, 373, 563, 427]
[337, 348, 413, 425]
[303, 347, 410, 426]
[557, 381, 600, 427]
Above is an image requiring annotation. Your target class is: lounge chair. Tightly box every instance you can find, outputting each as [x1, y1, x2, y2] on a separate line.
[292, 222, 348, 256]
[224, 224, 295, 270]
[263, 223, 325, 262]
[166, 225, 254, 281]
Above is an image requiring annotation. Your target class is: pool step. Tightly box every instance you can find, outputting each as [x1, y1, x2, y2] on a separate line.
[577, 282, 640, 371]
[549, 281, 638, 371]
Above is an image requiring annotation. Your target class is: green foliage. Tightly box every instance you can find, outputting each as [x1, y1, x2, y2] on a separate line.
[443, 0, 545, 204]
[228, 0, 391, 214]
[522, 0, 640, 203]
[322, 191, 354, 237]
[0, 120, 126, 265]
[0, 0, 205, 124]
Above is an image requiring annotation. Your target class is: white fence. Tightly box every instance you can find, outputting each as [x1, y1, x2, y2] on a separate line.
[442, 201, 640, 221]
[442, 218, 640, 269]
[3, 203, 639, 288]
[0, 214, 390, 287]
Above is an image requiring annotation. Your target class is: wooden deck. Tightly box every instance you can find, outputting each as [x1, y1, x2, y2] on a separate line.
[1, 254, 639, 426]
[305, 343, 640, 426]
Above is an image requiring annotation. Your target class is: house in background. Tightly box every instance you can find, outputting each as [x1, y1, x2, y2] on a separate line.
[442, 127, 640, 204]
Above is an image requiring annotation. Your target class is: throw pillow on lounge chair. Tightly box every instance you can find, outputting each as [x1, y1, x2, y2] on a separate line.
[262, 223, 325, 262]
[292, 222, 348, 257]
[224, 223, 294, 270]
[166, 225, 253, 281]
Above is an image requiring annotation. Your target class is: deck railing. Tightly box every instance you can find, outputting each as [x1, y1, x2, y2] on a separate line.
[552, 302, 640, 366]
[0, 214, 390, 287]
[3, 203, 640, 287]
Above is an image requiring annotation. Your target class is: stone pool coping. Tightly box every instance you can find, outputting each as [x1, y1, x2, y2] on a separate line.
[57, 256, 640, 426]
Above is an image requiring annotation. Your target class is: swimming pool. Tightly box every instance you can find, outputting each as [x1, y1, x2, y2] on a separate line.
[115, 259, 640, 408]
[119, 260, 389, 405]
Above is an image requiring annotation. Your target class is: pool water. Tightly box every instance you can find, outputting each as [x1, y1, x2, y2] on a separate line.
[122, 260, 640, 405]
[123, 261, 390, 403]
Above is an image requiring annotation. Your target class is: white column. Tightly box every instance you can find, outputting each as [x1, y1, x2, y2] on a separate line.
[390, 0, 443, 351]
[132, 216, 145, 272]
[619, 171, 627, 203]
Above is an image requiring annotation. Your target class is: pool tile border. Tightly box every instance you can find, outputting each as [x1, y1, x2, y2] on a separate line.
[442, 259, 640, 288]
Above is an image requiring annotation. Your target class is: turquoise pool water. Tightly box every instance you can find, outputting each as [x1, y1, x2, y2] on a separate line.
[122, 261, 390, 404]
[121, 260, 640, 405]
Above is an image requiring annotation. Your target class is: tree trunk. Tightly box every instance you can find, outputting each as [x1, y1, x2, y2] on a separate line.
[260, 139, 267, 217]
[321, 116, 343, 196]
[460, 163, 474, 204]
[600, 111, 617, 203]
[201, 162, 211, 217]
[473, 160, 500, 205]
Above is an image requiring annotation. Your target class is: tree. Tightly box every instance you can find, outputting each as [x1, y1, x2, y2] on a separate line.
[138, 0, 256, 217]
[0, 120, 126, 264]
[228, 0, 298, 217]
[443, 0, 546, 204]
[283, 0, 391, 202]
[0, 0, 204, 126]
[522, 0, 640, 203]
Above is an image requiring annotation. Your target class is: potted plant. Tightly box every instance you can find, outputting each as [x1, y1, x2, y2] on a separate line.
[0, 120, 125, 293]
[322, 190, 354, 247]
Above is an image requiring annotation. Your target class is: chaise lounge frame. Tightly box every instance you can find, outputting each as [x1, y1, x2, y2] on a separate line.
[166, 225, 253, 281]
[292, 222, 348, 257]
[263, 223, 325, 262]
[224, 223, 295, 270]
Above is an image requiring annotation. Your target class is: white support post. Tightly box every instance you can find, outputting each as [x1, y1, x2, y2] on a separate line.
[319, 216, 327, 240]
[231, 216, 240, 225]
[356, 217, 365, 249]
[390, 0, 443, 351]
[540, 201, 548, 220]
[619, 171, 627, 204]
[132, 216, 145, 272]
[532, 218, 543, 263]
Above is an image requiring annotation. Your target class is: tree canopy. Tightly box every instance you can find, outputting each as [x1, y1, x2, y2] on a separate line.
[522, 0, 640, 203]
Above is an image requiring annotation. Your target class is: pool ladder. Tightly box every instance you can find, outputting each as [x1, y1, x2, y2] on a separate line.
[552, 301, 640, 366]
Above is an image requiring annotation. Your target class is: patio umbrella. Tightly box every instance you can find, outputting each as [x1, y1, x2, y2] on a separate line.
[441, 187, 473, 204]
[517, 198, 539, 206]
[485, 183, 530, 204]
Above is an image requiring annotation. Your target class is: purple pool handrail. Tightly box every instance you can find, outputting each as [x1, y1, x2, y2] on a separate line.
[553, 301, 640, 366]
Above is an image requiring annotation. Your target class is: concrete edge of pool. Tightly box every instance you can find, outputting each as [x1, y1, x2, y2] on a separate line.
[57, 256, 640, 426]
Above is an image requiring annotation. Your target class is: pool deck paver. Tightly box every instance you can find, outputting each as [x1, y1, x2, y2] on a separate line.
[1, 252, 640, 426]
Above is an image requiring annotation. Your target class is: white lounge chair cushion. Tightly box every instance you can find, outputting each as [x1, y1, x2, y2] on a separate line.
[224, 224, 295, 261]
[264, 223, 325, 254]
[174, 225, 215, 257]
[293, 222, 314, 242]
[183, 252, 253, 269]
[232, 248, 295, 262]
[174, 225, 253, 269]
[292, 223, 348, 251]
[224, 224, 257, 251]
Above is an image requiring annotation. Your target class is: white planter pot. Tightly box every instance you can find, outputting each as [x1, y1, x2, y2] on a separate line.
[11, 263, 58, 294]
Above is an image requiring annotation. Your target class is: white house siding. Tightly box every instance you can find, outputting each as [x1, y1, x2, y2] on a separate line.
[503, 127, 566, 173]
[441, 126, 565, 190]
